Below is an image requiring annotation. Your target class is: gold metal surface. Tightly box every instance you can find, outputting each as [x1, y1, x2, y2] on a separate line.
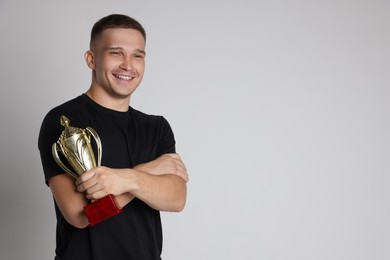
[52, 115, 102, 179]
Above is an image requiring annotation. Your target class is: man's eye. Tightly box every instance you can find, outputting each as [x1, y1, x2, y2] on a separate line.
[134, 54, 144, 59]
[110, 51, 120, 55]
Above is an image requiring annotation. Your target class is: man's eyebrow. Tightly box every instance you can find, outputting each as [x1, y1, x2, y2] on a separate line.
[134, 49, 146, 55]
[105, 47, 146, 55]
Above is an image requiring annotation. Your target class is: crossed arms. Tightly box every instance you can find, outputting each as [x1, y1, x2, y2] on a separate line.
[49, 153, 188, 229]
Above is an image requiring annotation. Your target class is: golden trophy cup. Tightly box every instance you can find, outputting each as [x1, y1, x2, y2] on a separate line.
[52, 115, 122, 227]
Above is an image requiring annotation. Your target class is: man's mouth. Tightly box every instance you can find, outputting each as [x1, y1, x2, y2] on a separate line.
[113, 74, 134, 81]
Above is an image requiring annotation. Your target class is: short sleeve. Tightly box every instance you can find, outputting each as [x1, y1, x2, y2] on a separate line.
[155, 116, 176, 157]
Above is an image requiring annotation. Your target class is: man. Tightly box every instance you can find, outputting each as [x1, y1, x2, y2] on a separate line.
[38, 14, 188, 260]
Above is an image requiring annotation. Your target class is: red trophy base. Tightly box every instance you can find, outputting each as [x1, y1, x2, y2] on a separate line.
[84, 194, 123, 227]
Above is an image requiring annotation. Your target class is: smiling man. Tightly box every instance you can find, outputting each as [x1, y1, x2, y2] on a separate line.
[38, 14, 188, 260]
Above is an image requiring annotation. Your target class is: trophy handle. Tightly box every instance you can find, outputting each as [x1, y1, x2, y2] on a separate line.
[86, 127, 102, 166]
[52, 143, 79, 179]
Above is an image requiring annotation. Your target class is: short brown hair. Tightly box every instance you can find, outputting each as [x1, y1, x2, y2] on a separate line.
[90, 14, 146, 49]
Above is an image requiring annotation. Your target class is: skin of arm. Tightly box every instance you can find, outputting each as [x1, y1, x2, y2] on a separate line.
[49, 174, 90, 228]
[49, 153, 188, 229]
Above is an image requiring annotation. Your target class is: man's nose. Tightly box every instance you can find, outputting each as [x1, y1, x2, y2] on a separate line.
[120, 57, 133, 70]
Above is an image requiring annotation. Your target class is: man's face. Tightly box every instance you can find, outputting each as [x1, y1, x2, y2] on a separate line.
[88, 28, 146, 100]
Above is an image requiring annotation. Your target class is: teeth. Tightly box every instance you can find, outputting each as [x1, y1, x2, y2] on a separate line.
[115, 74, 133, 80]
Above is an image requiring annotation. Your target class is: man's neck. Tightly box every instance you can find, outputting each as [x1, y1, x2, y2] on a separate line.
[85, 88, 130, 112]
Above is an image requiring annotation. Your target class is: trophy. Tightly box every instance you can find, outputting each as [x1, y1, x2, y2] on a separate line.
[52, 115, 122, 227]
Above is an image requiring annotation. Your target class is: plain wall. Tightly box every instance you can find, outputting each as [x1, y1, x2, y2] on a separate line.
[1, 0, 389, 259]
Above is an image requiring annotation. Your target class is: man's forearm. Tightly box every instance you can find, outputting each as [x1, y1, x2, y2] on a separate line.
[115, 193, 136, 208]
[132, 153, 189, 182]
[128, 169, 187, 212]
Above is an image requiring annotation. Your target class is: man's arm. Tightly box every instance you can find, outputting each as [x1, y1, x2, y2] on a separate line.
[49, 174, 90, 228]
[133, 153, 189, 182]
[76, 153, 188, 212]
[49, 153, 188, 228]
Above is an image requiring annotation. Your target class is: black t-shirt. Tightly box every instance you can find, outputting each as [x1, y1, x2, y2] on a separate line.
[38, 94, 175, 260]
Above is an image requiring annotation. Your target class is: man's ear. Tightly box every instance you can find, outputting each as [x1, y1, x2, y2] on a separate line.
[84, 50, 95, 69]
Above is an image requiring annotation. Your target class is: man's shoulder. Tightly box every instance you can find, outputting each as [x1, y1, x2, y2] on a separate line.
[130, 107, 165, 125]
[41, 94, 88, 126]
[49, 95, 85, 113]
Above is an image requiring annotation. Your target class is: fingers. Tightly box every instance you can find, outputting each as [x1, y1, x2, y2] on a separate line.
[167, 153, 189, 183]
[85, 189, 108, 201]
[176, 168, 189, 183]
[75, 167, 111, 200]
[75, 169, 96, 186]
[164, 154, 189, 182]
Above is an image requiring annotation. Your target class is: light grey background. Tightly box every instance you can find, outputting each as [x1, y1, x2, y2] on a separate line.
[1, 0, 389, 259]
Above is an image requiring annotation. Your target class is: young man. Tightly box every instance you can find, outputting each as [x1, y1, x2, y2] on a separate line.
[38, 14, 188, 260]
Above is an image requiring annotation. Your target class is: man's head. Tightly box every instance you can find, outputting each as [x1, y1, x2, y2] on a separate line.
[90, 14, 146, 51]
[85, 14, 147, 110]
